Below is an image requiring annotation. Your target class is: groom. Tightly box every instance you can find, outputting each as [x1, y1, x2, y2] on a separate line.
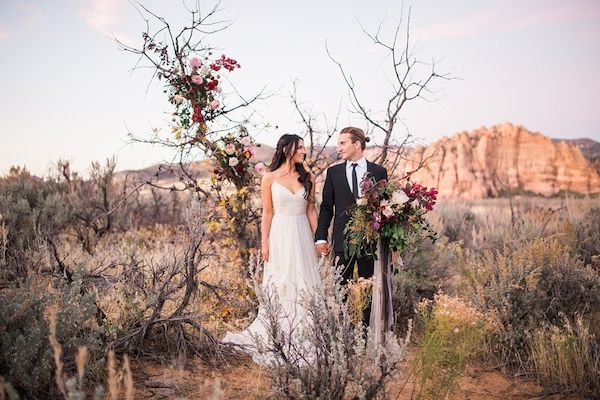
[315, 126, 388, 324]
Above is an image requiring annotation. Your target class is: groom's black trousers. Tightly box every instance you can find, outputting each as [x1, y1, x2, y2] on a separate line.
[335, 252, 375, 326]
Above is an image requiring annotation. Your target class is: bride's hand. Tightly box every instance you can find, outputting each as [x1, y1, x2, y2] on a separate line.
[261, 243, 269, 262]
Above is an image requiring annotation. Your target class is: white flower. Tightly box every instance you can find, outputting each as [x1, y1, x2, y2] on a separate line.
[200, 66, 210, 76]
[215, 86, 223, 94]
[356, 197, 367, 206]
[390, 190, 409, 206]
[173, 94, 185, 104]
[380, 200, 394, 218]
[228, 157, 239, 167]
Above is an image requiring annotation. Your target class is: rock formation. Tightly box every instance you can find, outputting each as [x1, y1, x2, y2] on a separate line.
[394, 123, 600, 199]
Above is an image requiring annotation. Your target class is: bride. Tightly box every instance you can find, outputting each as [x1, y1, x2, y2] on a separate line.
[223, 134, 323, 365]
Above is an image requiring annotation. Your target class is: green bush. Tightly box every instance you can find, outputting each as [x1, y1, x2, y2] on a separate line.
[461, 238, 600, 370]
[0, 167, 68, 280]
[0, 269, 104, 399]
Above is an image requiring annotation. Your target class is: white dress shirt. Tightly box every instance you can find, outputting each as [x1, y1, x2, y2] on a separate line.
[346, 157, 368, 197]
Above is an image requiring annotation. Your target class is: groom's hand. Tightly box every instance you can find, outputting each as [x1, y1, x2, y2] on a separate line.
[315, 243, 330, 256]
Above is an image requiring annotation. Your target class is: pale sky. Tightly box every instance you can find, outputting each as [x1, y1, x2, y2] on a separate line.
[1, 0, 599, 176]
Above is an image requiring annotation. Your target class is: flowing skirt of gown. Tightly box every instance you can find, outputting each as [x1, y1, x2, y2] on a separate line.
[222, 180, 322, 366]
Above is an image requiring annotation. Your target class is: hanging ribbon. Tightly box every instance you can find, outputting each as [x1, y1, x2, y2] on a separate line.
[369, 238, 394, 345]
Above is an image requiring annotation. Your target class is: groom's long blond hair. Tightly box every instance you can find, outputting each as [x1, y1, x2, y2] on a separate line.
[340, 127, 370, 150]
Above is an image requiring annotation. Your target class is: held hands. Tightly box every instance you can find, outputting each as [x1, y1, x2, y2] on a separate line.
[315, 242, 330, 256]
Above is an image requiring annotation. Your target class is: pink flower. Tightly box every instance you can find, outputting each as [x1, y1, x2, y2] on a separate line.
[228, 157, 239, 167]
[209, 99, 220, 109]
[173, 94, 185, 104]
[224, 143, 236, 155]
[254, 162, 265, 173]
[191, 75, 203, 85]
[189, 57, 202, 68]
[215, 86, 223, 94]
[240, 136, 253, 147]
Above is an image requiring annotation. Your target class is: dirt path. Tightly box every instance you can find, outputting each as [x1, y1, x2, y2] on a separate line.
[131, 355, 578, 399]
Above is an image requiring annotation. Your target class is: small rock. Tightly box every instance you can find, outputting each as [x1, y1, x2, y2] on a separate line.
[144, 377, 175, 388]
[149, 387, 177, 397]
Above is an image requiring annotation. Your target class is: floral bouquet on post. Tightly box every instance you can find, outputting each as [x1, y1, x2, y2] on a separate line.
[344, 174, 438, 261]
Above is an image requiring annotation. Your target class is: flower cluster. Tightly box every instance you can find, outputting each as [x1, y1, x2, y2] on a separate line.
[212, 132, 263, 186]
[169, 53, 239, 132]
[142, 32, 241, 136]
[344, 174, 438, 260]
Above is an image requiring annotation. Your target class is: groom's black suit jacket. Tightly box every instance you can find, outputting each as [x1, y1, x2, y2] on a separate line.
[316, 160, 388, 253]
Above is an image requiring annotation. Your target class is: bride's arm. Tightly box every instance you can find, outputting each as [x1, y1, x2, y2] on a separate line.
[307, 174, 318, 234]
[261, 173, 275, 261]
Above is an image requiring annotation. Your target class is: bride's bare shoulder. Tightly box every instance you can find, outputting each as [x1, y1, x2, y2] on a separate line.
[261, 171, 275, 185]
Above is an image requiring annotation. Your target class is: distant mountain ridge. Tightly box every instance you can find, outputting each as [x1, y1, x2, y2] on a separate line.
[115, 124, 600, 199]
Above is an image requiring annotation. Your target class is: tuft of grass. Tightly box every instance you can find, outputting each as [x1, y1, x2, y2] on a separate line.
[527, 316, 600, 397]
[412, 293, 498, 400]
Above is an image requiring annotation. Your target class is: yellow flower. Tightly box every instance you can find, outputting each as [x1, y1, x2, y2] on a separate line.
[206, 220, 220, 232]
[171, 126, 182, 140]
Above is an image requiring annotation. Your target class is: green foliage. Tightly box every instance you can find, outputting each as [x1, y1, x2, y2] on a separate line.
[0, 167, 69, 279]
[0, 268, 104, 398]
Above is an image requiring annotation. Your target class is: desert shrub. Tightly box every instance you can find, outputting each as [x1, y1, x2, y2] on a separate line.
[249, 258, 410, 399]
[572, 207, 600, 265]
[106, 198, 229, 365]
[0, 167, 69, 280]
[412, 293, 498, 400]
[392, 236, 459, 334]
[527, 316, 600, 398]
[435, 202, 478, 245]
[0, 268, 104, 399]
[461, 238, 600, 371]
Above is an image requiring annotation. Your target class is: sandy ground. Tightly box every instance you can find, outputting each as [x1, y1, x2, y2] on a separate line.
[129, 352, 582, 400]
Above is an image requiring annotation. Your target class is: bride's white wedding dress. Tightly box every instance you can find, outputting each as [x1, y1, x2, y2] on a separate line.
[223, 179, 322, 366]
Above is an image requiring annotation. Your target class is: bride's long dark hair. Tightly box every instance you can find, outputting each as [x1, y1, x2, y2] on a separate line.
[269, 134, 313, 200]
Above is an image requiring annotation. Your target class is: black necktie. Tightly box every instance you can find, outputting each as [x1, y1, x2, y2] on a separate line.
[351, 163, 359, 199]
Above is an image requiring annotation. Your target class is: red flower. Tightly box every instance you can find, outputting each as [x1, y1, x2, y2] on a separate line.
[192, 105, 204, 123]
[205, 79, 219, 91]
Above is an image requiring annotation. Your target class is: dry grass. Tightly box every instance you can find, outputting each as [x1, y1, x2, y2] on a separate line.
[527, 317, 600, 397]
[2, 194, 599, 398]
[410, 293, 499, 400]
